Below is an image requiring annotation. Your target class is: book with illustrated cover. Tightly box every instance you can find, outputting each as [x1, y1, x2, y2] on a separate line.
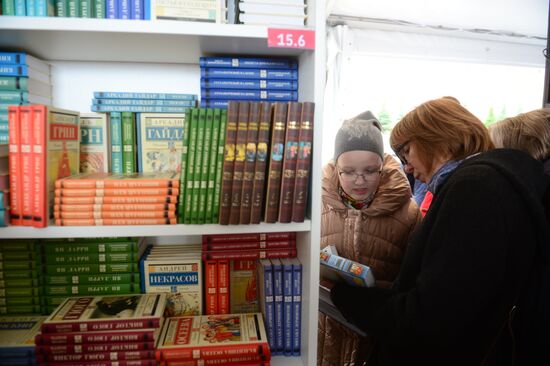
[136, 113, 185, 173]
[320, 250, 375, 287]
[239, 102, 260, 224]
[41, 294, 166, 333]
[0, 315, 47, 357]
[218, 102, 239, 225]
[230, 260, 259, 314]
[80, 113, 109, 173]
[155, 313, 270, 362]
[292, 101, 314, 222]
[229, 101, 249, 225]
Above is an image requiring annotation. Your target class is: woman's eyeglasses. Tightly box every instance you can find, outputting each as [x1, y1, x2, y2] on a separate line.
[337, 167, 382, 182]
[394, 140, 411, 166]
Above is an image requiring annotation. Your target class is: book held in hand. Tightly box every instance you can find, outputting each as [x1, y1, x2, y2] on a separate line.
[320, 248, 375, 287]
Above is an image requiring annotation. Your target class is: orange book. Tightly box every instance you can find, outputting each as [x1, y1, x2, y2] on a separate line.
[54, 187, 179, 197]
[54, 195, 179, 205]
[55, 172, 180, 189]
[53, 209, 176, 219]
[54, 217, 177, 226]
[32, 105, 81, 228]
[8, 106, 22, 225]
[54, 203, 176, 212]
[19, 106, 34, 226]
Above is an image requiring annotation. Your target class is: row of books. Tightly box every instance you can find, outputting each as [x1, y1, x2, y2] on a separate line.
[0, 52, 53, 144]
[199, 56, 299, 110]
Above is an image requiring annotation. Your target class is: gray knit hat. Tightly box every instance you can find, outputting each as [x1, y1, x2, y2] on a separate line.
[333, 111, 384, 162]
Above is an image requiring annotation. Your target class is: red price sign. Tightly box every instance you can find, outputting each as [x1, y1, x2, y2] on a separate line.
[267, 28, 315, 50]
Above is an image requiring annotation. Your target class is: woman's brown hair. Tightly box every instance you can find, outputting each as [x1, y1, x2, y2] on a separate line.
[390, 97, 494, 172]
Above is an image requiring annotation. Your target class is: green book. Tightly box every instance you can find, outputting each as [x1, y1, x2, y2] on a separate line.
[2, 0, 16, 15]
[0, 278, 42, 289]
[0, 270, 40, 280]
[54, 0, 67, 16]
[93, 0, 105, 17]
[0, 305, 43, 315]
[0, 76, 28, 91]
[178, 109, 192, 223]
[205, 109, 221, 224]
[121, 112, 136, 173]
[191, 108, 205, 224]
[43, 272, 140, 285]
[43, 296, 68, 307]
[67, 0, 78, 16]
[0, 239, 39, 252]
[43, 283, 141, 296]
[198, 108, 213, 224]
[110, 111, 123, 173]
[0, 296, 42, 306]
[212, 109, 227, 223]
[44, 263, 139, 275]
[0, 287, 42, 297]
[79, 0, 92, 16]
[42, 238, 140, 255]
[44, 252, 140, 264]
[0, 259, 42, 271]
[0, 252, 39, 261]
[183, 108, 199, 224]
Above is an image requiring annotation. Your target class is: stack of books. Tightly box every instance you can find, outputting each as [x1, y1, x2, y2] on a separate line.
[0, 52, 52, 144]
[0, 239, 44, 315]
[155, 313, 272, 365]
[40, 237, 145, 313]
[235, 0, 307, 27]
[53, 172, 180, 226]
[202, 232, 297, 260]
[35, 294, 166, 365]
[140, 243, 203, 317]
[0, 315, 47, 365]
[0, 143, 8, 226]
[199, 56, 299, 109]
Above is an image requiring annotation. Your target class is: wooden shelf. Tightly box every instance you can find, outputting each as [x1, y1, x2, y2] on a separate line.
[0, 17, 314, 63]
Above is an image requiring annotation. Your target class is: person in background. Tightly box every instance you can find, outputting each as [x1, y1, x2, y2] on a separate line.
[318, 111, 421, 366]
[329, 97, 550, 365]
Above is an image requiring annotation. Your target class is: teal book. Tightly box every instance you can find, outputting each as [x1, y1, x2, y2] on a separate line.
[109, 112, 123, 173]
[121, 112, 136, 173]
[93, 0, 105, 17]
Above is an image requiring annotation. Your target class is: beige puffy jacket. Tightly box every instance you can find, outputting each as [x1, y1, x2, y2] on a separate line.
[318, 154, 421, 366]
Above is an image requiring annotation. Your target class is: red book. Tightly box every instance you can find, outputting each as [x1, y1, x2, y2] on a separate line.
[263, 103, 288, 223]
[43, 360, 156, 366]
[155, 313, 270, 362]
[239, 102, 260, 224]
[19, 106, 33, 226]
[229, 102, 250, 225]
[217, 259, 230, 314]
[162, 360, 271, 366]
[36, 341, 156, 354]
[7, 106, 22, 225]
[219, 101, 239, 225]
[40, 294, 166, 333]
[250, 102, 273, 224]
[35, 328, 159, 345]
[202, 240, 296, 252]
[201, 248, 297, 261]
[36, 350, 155, 362]
[277, 102, 301, 223]
[204, 260, 218, 315]
[203, 232, 296, 244]
[292, 102, 315, 222]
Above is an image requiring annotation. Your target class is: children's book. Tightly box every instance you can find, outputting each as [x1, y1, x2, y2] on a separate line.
[320, 249, 375, 287]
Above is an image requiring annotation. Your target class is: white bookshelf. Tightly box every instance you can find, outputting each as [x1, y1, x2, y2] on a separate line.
[0, 3, 325, 365]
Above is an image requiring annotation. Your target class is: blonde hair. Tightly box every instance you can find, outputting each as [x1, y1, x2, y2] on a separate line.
[390, 97, 493, 171]
[489, 109, 550, 162]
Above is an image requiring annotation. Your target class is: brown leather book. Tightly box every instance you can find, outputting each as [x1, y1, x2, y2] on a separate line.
[263, 102, 289, 223]
[228, 102, 250, 225]
[278, 102, 302, 223]
[292, 102, 315, 222]
[250, 102, 273, 224]
[239, 102, 261, 224]
[218, 101, 240, 225]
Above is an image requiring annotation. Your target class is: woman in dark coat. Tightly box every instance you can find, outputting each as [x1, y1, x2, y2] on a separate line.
[330, 97, 550, 366]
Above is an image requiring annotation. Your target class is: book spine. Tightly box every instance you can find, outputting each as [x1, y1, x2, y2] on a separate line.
[218, 102, 238, 225]
[54, 0, 66, 16]
[121, 112, 135, 173]
[204, 260, 218, 315]
[53, 210, 176, 219]
[54, 217, 177, 226]
[278, 102, 301, 223]
[183, 108, 198, 224]
[92, 105, 191, 113]
[264, 103, 288, 223]
[43, 283, 141, 296]
[105, 0, 116, 18]
[202, 239, 295, 251]
[190, 109, 205, 224]
[201, 68, 299, 80]
[93, 92, 197, 100]
[292, 102, 314, 222]
[1, 0, 16, 15]
[43, 273, 140, 285]
[202, 247, 296, 261]
[282, 259, 293, 356]
[54, 203, 176, 211]
[57, 178, 180, 189]
[118, 0, 129, 18]
[239, 102, 260, 224]
[211, 109, 227, 223]
[79, 0, 92, 16]
[250, 102, 272, 224]
[55, 187, 179, 196]
[94, 0, 105, 17]
[44, 262, 139, 274]
[55, 195, 178, 204]
[35, 329, 156, 345]
[109, 112, 123, 173]
[41, 318, 160, 334]
[291, 258, 302, 355]
[201, 89, 298, 101]
[93, 99, 195, 107]
[203, 232, 296, 243]
[36, 342, 155, 354]
[7, 106, 22, 225]
[200, 79, 298, 90]
[205, 109, 220, 223]
[260, 260, 276, 352]
[129, 0, 143, 19]
[228, 101, 249, 224]
[67, 0, 79, 16]
[216, 259, 229, 314]
[199, 57, 298, 69]
[158, 343, 271, 361]
[43, 251, 139, 263]
[198, 108, 212, 224]
[271, 258, 283, 354]
[177, 110, 191, 223]
[36, 350, 155, 362]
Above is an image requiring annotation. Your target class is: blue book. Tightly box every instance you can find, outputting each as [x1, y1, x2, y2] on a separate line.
[201, 89, 298, 101]
[35, 0, 55, 16]
[200, 79, 298, 91]
[94, 92, 197, 100]
[118, 0, 130, 18]
[0, 209, 8, 227]
[129, 0, 142, 19]
[201, 68, 298, 80]
[290, 257, 302, 355]
[281, 258, 293, 356]
[258, 259, 276, 352]
[91, 105, 190, 113]
[0, 122, 8, 131]
[270, 258, 284, 355]
[93, 98, 196, 107]
[14, 0, 26, 15]
[0, 65, 49, 84]
[199, 57, 298, 70]
[109, 112, 123, 173]
[143, 0, 150, 19]
[0, 316, 46, 357]
[105, 0, 117, 18]
[0, 133, 8, 144]
[26, 0, 36, 16]
[200, 100, 229, 109]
